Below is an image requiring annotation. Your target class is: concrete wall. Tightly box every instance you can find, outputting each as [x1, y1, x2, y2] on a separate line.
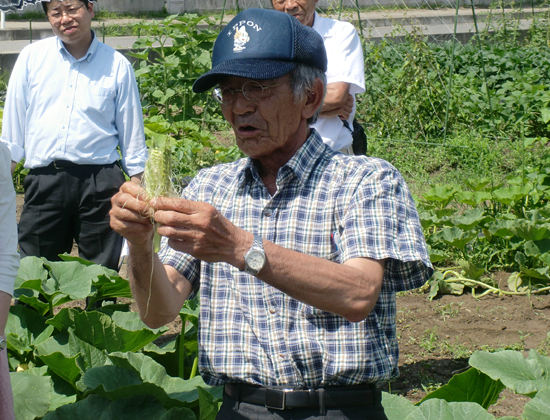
[5, 0, 509, 16]
[165, 0, 500, 13]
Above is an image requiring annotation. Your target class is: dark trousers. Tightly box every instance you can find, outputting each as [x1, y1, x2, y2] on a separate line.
[18, 162, 125, 271]
[217, 391, 389, 420]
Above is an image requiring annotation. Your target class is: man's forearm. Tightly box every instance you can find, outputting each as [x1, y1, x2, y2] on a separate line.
[127, 245, 190, 329]
[10, 161, 16, 176]
[252, 239, 384, 323]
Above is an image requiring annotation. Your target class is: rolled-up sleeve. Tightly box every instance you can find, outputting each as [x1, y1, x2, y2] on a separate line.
[115, 60, 147, 177]
[1, 48, 29, 164]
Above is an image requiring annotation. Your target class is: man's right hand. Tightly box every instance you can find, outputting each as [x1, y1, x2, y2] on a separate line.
[110, 181, 155, 251]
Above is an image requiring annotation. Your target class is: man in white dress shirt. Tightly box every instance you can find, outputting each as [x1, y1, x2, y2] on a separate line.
[271, 0, 365, 154]
[0, 0, 147, 271]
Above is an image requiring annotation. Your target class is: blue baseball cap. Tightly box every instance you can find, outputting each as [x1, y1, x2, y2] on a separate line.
[192, 8, 327, 93]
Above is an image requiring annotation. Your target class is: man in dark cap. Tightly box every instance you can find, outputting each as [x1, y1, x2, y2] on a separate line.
[110, 8, 432, 420]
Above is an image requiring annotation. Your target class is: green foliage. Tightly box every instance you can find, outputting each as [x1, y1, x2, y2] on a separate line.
[417, 137, 550, 299]
[359, 18, 550, 143]
[8, 256, 221, 420]
[131, 14, 243, 181]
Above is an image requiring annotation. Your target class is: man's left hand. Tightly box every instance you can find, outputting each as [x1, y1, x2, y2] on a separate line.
[151, 197, 249, 266]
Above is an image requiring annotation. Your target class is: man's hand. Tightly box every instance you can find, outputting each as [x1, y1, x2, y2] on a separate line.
[319, 82, 353, 120]
[151, 197, 250, 267]
[110, 181, 155, 251]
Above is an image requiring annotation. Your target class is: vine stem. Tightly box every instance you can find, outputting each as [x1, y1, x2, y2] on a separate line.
[438, 270, 550, 296]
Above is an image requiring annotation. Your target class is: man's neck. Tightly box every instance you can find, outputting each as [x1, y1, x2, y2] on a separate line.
[64, 31, 93, 60]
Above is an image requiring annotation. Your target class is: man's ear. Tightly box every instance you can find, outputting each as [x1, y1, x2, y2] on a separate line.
[301, 77, 324, 121]
[87, 2, 95, 18]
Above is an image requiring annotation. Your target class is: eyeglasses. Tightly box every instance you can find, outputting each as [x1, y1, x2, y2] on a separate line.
[48, 3, 85, 21]
[212, 80, 287, 105]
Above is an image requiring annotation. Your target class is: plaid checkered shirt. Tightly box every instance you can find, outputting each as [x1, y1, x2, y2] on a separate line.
[158, 130, 433, 387]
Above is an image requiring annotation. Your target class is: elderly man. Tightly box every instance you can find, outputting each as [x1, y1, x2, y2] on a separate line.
[110, 8, 432, 420]
[271, 0, 365, 154]
[1, 0, 146, 273]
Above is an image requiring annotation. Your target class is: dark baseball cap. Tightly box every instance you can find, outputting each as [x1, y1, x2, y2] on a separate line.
[192, 8, 327, 93]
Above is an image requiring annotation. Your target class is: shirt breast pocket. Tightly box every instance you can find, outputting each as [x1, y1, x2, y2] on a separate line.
[81, 86, 116, 116]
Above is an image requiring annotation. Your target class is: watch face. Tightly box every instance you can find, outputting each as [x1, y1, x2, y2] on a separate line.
[247, 250, 266, 270]
[0, 336, 6, 351]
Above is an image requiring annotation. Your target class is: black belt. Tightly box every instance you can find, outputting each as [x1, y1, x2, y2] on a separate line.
[224, 383, 380, 411]
[29, 160, 117, 173]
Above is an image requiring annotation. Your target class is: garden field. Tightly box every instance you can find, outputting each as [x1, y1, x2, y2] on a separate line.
[7, 4, 550, 420]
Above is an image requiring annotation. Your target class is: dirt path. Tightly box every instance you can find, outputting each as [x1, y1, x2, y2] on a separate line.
[15, 194, 550, 417]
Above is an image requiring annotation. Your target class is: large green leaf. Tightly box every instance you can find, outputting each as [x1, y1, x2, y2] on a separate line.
[492, 185, 531, 205]
[433, 227, 477, 250]
[84, 352, 220, 406]
[42, 394, 185, 420]
[48, 308, 165, 352]
[11, 372, 52, 420]
[510, 222, 550, 241]
[15, 256, 49, 286]
[469, 350, 550, 396]
[522, 387, 550, 420]
[197, 386, 218, 420]
[420, 367, 505, 409]
[6, 305, 53, 352]
[408, 399, 496, 419]
[451, 208, 487, 230]
[487, 219, 516, 238]
[35, 329, 108, 387]
[422, 185, 457, 207]
[382, 391, 416, 419]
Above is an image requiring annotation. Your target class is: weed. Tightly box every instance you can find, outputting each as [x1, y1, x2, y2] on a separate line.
[434, 302, 463, 320]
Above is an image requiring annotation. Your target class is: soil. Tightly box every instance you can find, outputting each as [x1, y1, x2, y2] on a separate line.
[15, 194, 550, 418]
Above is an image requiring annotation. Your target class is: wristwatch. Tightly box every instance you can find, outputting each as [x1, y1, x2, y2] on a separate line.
[0, 336, 6, 351]
[243, 234, 266, 275]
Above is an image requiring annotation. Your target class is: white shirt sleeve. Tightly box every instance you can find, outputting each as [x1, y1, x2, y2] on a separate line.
[0, 143, 20, 296]
[322, 19, 365, 95]
[0, 47, 29, 164]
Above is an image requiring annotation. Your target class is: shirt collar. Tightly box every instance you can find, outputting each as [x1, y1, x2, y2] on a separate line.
[56, 30, 98, 62]
[238, 129, 332, 189]
[312, 12, 330, 37]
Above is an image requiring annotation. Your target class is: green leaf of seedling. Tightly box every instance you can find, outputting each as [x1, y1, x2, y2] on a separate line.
[469, 350, 550, 396]
[420, 367, 505, 409]
[11, 372, 53, 420]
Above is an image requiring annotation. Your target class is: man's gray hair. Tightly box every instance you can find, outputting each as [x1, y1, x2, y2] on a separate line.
[290, 64, 327, 125]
